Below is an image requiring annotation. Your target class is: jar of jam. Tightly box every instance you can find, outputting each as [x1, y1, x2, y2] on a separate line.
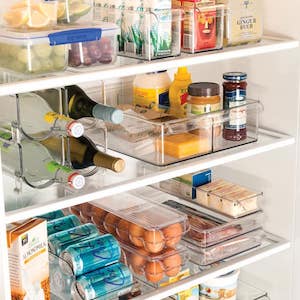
[187, 82, 221, 137]
[222, 72, 247, 141]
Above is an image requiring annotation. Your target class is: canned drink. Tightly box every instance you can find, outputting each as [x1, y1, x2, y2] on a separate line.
[48, 224, 99, 256]
[47, 215, 81, 236]
[60, 234, 121, 276]
[38, 210, 65, 220]
[72, 263, 133, 300]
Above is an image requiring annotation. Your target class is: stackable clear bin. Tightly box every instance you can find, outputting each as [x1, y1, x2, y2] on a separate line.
[121, 243, 189, 286]
[162, 200, 263, 248]
[196, 179, 263, 218]
[1, 0, 57, 30]
[57, 0, 93, 24]
[94, 7, 182, 60]
[0, 23, 119, 75]
[106, 99, 261, 166]
[182, 229, 264, 266]
[70, 191, 189, 254]
[49, 253, 134, 300]
[181, 5, 225, 54]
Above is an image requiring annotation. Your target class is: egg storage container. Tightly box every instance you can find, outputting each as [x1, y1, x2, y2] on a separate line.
[181, 4, 225, 54]
[196, 179, 263, 218]
[121, 243, 189, 286]
[182, 229, 264, 266]
[162, 200, 264, 247]
[70, 192, 189, 254]
[0, 0, 57, 30]
[94, 6, 183, 61]
[49, 253, 134, 300]
[104, 99, 260, 166]
[57, 0, 93, 24]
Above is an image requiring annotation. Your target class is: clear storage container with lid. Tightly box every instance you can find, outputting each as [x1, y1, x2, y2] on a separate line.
[1, 0, 58, 30]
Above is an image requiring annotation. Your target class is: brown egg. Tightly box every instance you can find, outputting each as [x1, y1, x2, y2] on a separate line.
[162, 249, 182, 277]
[163, 223, 183, 248]
[145, 261, 164, 283]
[80, 203, 92, 219]
[69, 205, 81, 217]
[117, 219, 131, 242]
[144, 230, 165, 253]
[129, 248, 149, 275]
[129, 223, 145, 247]
[103, 213, 120, 235]
[91, 207, 107, 232]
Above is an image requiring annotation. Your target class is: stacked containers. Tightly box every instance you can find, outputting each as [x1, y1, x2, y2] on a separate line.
[70, 191, 190, 285]
[44, 212, 134, 300]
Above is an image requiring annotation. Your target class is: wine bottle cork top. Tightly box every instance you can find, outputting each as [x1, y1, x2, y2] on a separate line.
[113, 158, 125, 173]
[68, 173, 86, 190]
[67, 121, 85, 138]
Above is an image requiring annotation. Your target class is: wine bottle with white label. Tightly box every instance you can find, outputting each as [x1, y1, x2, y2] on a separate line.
[0, 132, 85, 190]
[0, 93, 84, 138]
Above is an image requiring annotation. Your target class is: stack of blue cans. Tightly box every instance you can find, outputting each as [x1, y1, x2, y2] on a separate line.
[40, 210, 133, 300]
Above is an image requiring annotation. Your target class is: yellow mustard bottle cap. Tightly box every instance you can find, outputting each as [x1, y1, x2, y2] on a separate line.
[174, 67, 191, 81]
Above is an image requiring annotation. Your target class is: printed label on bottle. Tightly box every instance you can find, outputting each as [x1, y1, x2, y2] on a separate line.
[44, 112, 72, 125]
[200, 282, 237, 299]
[133, 87, 170, 112]
[225, 100, 247, 130]
[224, 89, 246, 102]
[46, 161, 73, 174]
[187, 103, 221, 115]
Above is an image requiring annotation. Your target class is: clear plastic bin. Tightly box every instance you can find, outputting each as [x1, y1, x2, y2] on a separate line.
[0, 23, 119, 75]
[183, 229, 264, 266]
[49, 253, 134, 300]
[121, 243, 189, 286]
[70, 192, 189, 254]
[196, 179, 263, 218]
[162, 200, 263, 247]
[57, 0, 93, 24]
[94, 7, 182, 60]
[105, 99, 261, 166]
[181, 5, 225, 54]
[1, 0, 57, 30]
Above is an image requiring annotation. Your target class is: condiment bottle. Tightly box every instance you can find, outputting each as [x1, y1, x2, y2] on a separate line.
[133, 71, 171, 112]
[169, 67, 192, 118]
[222, 72, 247, 141]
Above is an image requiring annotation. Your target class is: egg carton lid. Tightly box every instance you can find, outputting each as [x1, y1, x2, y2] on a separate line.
[90, 189, 189, 231]
[0, 22, 119, 44]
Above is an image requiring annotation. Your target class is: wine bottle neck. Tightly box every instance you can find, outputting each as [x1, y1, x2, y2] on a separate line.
[93, 152, 125, 173]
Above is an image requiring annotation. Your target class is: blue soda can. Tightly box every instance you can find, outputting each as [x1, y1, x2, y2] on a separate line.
[47, 215, 81, 236]
[60, 234, 121, 276]
[48, 223, 99, 256]
[38, 210, 65, 220]
[72, 263, 133, 300]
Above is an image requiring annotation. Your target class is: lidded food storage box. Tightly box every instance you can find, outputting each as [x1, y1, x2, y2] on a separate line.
[71, 191, 189, 254]
[1, 0, 57, 30]
[0, 22, 119, 75]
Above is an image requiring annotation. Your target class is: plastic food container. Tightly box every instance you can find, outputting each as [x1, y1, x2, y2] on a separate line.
[183, 229, 264, 266]
[196, 179, 263, 218]
[121, 243, 189, 286]
[1, 0, 57, 30]
[199, 269, 240, 300]
[181, 4, 225, 54]
[0, 23, 119, 75]
[163, 200, 264, 247]
[70, 192, 189, 254]
[57, 0, 93, 24]
[105, 100, 261, 166]
[49, 253, 134, 300]
[94, 6, 182, 61]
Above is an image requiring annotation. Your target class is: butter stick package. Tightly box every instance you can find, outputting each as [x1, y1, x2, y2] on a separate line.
[7, 218, 50, 300]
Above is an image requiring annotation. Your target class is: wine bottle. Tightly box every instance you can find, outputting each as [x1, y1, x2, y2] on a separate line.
[41, 135, 125, 173]
[0, 93, 84, 138]
[0, 132, 85, 189]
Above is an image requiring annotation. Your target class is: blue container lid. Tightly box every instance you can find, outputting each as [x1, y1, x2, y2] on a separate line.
[223, 72, 247, 81]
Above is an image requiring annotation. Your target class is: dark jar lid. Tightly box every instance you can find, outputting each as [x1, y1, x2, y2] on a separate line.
[223, 72, 247, 81]
[188, 82, 220, 97]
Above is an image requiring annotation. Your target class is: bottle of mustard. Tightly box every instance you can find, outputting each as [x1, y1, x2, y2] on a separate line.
[169, 67, 192, 118]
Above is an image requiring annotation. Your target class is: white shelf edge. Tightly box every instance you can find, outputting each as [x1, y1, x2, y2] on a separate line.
[135, 234, 290, 300]
[4, 128, 295, 224]
[0, 37, 298, 97]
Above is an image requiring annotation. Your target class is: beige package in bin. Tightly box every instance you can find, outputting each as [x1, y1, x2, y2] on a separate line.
[7, 218, 50, 300]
